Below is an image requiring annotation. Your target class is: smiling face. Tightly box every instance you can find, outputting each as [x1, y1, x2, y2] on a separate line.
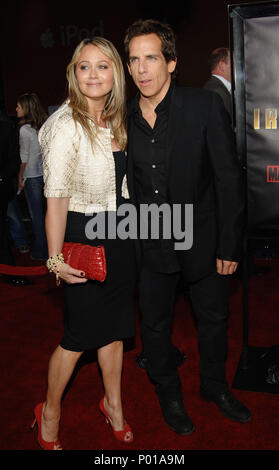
[75, 44, 114, 107]
[127, 33, 176, 105]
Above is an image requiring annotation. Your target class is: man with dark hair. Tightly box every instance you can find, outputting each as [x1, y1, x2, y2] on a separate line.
[203, 47, 232, 117]
[124, 19, 251, 435]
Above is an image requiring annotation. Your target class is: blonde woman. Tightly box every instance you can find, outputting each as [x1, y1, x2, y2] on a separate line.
[30, 38, 136, 450]
[16, 93, 48, 260]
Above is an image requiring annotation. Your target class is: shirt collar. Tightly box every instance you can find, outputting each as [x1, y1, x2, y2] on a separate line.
[155, 80, 174, 113]
[212, 74, 231, 93]
[134, 80, 175, 115]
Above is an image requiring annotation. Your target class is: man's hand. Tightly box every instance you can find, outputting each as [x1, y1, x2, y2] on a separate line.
[216, 259, 238, 275]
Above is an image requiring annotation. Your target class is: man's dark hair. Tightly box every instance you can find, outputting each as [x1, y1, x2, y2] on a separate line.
[208, 48, 230, 72]
[124, 19, 177, 64]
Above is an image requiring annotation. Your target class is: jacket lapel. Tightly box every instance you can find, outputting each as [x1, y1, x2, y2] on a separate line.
[126, 101, 136, 203]
[165, 84, 184, 174]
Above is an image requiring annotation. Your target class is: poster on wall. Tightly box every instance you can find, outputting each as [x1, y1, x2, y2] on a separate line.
[229, 1, 279, 233]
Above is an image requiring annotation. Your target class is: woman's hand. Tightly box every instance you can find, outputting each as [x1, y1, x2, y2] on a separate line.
[58, 263, 88, 284]
[18, 175, 24, 191]
[18, 162, 27, 191]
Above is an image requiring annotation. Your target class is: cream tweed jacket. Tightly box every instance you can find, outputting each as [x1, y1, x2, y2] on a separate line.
[38, 102, 129, 214]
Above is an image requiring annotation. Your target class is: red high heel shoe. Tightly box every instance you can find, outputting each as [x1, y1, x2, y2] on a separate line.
[99, 398, 134, 443]
[30, 402, 62, 450]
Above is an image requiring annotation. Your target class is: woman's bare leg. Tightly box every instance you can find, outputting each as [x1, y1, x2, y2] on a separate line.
[97, 340, 132, 440]
[41, 345, 83, 443]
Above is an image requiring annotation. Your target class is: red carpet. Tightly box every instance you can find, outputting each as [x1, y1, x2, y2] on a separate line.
[1, 254, 279, 452]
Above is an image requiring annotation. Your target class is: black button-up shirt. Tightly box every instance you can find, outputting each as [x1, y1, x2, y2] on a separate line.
[131, 82, 180, 273]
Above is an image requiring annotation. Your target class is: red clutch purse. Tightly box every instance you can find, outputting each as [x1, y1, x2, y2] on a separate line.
[62, 242, 107, 282]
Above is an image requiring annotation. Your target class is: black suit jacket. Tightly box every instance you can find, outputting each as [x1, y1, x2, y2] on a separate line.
[0, 118, 20, 205]
[203, 75, 232, 118]
[127, 84, 244, 282]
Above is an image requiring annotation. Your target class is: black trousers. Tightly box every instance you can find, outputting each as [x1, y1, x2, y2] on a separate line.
[139, 266, 229, 401]
[0, 184, 14, 265]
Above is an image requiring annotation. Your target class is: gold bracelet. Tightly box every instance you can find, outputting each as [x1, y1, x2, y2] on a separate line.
[46, 253, 64, 286]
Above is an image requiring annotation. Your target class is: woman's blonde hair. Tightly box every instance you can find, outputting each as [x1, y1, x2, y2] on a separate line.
[66, 37, 127, 150]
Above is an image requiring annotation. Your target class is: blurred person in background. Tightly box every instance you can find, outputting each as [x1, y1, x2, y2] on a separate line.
[203, 47, 232, 118]
[16, 93, 48, 261]
[0, 106, 29, 285]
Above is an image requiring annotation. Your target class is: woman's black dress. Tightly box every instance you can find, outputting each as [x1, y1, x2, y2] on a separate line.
[60, 151, 136, 351]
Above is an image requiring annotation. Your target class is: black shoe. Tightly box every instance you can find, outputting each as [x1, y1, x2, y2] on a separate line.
[135, 352, 147, 369]
[159, 398, 195, 435]
[175, 347, 186, 367]
[18, 245, 30, 254]
[136, 347, 186, 370]
[3, 275, 32, 286]
[200, 389, 252, 423]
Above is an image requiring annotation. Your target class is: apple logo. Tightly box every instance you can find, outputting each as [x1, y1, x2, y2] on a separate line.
[40, 28, 55, 48]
